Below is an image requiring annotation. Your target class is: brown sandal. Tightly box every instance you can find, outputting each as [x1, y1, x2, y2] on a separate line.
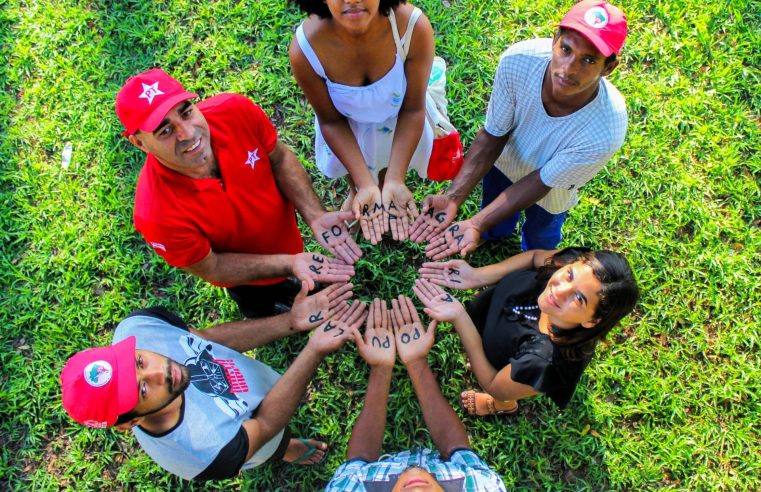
[460, 390, 518, 416]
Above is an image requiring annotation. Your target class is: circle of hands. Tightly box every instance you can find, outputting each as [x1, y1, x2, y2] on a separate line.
[294, 191, 487, 358]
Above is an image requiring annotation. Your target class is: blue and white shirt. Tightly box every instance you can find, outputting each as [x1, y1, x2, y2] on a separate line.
[325, 448, 507, 491]
[485, 38, 628, 214]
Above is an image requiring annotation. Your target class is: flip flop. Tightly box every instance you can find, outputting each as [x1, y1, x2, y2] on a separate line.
[289, 438, 327, 465]
[461, 390, 518, 416]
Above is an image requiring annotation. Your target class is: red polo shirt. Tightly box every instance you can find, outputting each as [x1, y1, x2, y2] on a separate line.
[133, 93, 303, 287]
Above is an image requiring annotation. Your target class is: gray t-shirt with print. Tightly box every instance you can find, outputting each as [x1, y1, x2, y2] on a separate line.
[113, 311, 281, 480]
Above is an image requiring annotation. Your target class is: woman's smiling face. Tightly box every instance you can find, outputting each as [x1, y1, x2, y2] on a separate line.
[537, 260, 602, 330]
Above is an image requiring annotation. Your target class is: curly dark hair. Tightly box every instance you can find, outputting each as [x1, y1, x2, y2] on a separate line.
[536, 247, 639, 360]
[291, 0, 406, 19]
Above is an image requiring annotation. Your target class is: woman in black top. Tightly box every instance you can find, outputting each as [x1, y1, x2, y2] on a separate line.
[415, 247, 639, 415]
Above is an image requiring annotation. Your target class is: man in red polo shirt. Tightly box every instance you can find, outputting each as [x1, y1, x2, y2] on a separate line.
[116, 68, 362, 317]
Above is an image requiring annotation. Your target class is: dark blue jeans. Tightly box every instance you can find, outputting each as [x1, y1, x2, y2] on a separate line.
[480, 166, 565, 250]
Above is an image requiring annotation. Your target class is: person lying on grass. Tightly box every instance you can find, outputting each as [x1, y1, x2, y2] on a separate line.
[325, 297, 507, 490]
[116, 68, 361, 319]
[60, 284, 365, 482]
[410, 0, 629, 257]
[416, 247, 638, 415]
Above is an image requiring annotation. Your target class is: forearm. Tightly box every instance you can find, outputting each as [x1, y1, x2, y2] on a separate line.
[405, 359, 469, 459]
[254, 346, 324, 442]
[346, 366, 393, 461]
[184, 251, 295, 286]
[473, 249, 557, 286]
[446, 129, 509, 207]
[195, 312, 296, 353]
[469, 169, 551, 232]
[319, 120, 377, 189]
[384, 107, 426, 182]
[451, 312, 499, 389]
[270, 141, 327, 227]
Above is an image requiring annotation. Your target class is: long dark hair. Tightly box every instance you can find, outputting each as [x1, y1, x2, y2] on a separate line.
[291, 0, 406, 18]
[537, 247, 640, 360]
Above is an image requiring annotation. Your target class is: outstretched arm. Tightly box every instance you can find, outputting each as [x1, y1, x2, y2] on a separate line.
[419, 249, 557, 289]
[413, 280, 537, 401]
[190, 282, 354, 352]
[269, 142, 363, 264]
[392, 296, 470, 459]
[424, 177, 552, 259]
[347, 299, 395, 462]
[241, 301, 367, 461]
[409, 129, 509, 244]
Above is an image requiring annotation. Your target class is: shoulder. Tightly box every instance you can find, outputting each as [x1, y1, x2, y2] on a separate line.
[113, 309, 188, 345]
[599, 79, 628, 121]
[500, 38, 552, 66]
[198, 93, 260, 119]
[394, 3, 434, 55]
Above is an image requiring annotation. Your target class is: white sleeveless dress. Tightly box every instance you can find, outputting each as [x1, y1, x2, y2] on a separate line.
[295, 8, 433, 180]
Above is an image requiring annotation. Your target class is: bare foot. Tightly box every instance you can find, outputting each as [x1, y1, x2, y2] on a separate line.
[460, 391, 518, 416]
[283, 438, 327, 465]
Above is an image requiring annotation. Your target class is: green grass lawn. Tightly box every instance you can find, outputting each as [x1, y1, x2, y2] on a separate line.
[1, 0, 759, 490]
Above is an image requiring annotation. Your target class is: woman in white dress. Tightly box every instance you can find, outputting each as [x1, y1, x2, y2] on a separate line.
[290, 0, 435, 244]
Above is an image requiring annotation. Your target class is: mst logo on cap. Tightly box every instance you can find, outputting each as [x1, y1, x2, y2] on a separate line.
[60, 336, 139, 428]
[584, 6, 609, 28]
[84, 360, 112, 387]
[558, 1, 628, 57]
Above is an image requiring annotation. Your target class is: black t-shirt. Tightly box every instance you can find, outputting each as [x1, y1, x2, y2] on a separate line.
[466, 270, 592, 408]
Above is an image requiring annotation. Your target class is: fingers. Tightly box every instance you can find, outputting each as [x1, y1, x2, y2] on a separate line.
[403, 296, 421, 324]
[331, 300, 351, 318]
[328, 286, 354, 310]
[332, 241, 361, 265]
[425, 235, 456, 260]
[351, 327, 366, 349]
[343, 301, 368, 329]
[395, 294, 414, 324]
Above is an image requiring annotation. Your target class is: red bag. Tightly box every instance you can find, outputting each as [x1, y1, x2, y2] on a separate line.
[427, 130, 464, 181]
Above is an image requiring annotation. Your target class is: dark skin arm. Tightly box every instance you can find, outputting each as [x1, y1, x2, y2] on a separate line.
[406, 359, 470, 459]
[269, 140, 325, 228]
[424, 133, 551, 259]
[347, 299, 395, 461]
[446, 129, 511, 207]
[409, 129, 508, 243]
[346, 366, 393, 461]
[270, 141, 363, 264]
[240, 302, 366, 461]
[188, 313, 294, 353]
[392, 296, 470, 458]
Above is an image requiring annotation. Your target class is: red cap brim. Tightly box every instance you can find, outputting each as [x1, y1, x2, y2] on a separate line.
[112, 335, 138, 419]
[124, 91, 198, 137]
[559, 22, 615, 57]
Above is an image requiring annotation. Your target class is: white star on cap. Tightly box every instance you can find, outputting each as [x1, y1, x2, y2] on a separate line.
[139, 82, 165, 105]
[245, 149, 260, 169]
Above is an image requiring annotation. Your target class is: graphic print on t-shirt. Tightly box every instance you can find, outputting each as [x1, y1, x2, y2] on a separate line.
[179, 335, 250, 418]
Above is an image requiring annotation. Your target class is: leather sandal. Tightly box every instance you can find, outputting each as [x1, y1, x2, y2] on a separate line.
[461, 390, 518, 416]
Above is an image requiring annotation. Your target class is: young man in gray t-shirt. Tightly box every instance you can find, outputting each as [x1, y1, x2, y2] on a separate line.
[60, 284, 364, 481]
[411, 0, 629, 255]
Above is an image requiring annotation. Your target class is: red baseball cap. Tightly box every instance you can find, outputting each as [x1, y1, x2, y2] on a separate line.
[559, 1, 628, 57]
[60, 336, 138, 428]
[115, 68, 198, 137]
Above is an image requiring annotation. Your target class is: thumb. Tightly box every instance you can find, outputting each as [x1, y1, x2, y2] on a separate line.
[338, 210, 355, 222]
[295, 280, 310, 301]
[427, 320, 438, 336]
[420, 195, 433, 213]
[351, 327, 364, 347]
